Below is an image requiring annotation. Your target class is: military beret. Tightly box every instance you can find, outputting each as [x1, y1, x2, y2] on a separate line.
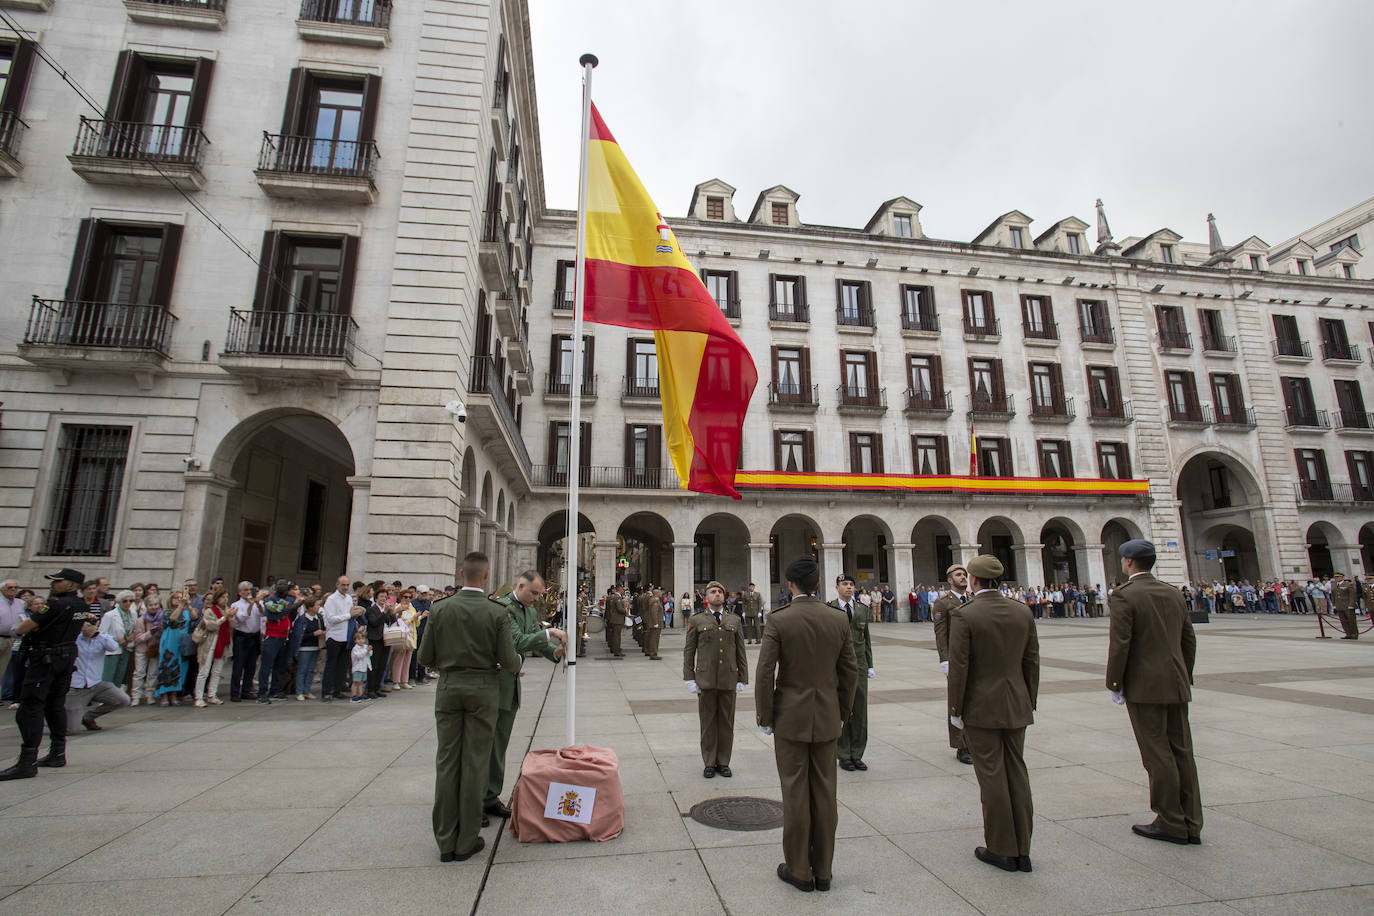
[705, 580, 726, 593]
[784, 556, 818, 583]
[945, 563, 966, 577]
[835, 572, 856, 585]
[966, 555, 1003, 579]
[1118, 538, 1156, 560]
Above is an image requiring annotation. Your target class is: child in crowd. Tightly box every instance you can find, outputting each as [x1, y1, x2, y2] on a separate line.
[292, 596, 325, 700]
[350, 629, 371, 703]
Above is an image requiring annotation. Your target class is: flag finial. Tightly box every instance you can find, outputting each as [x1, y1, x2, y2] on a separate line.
[579, 53, 599, 68]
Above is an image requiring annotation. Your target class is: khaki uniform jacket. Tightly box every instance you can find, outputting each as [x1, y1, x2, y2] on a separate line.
[1363, 583, 1374, 608]
[418, 588, 522, 677]
[605, 595, 626, 626]
[947, 590, 1039, 728]
[932, 590, 967, 662]
[632, 593, 648, 623]
[683, 609, 748, 689]
[827, 599, 874, 670]
[1331, 580, 1357, 611]
[755, 595, 858, 742]
[497, 593, 558, 712]
[644, 596, 665, 628]
[742, 591, 763, 619]
[1106, 573, 1195, 704]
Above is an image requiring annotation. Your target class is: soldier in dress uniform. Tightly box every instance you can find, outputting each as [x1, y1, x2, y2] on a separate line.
[829, 573, 876, 772]
[643, 588, 665, 660]
[419, 551, 522, 863]
[684, 581, 748, 778]
[1331, 572, 1359, 639]
[1107, 538, 1203, 845]
[932, 563, 973, 765]
[741, 583, 764, 644]
[947, 555, 1039, 873]
[756, 556, 857, 893]
[484, 570, 566, 823]
[605, 586, 626, 658]
[632, 588, 647, 650]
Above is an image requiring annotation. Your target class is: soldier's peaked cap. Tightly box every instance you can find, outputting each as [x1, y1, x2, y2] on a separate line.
[1118, 538, 1156, 559]
[966, 555, 1003, 579]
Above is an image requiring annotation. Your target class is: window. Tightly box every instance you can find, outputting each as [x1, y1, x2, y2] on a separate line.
[836, 280, 871, 325]
[1211, 373, 1245, 423]
[547, 421, 591, 485]
[275, 67, 381, 174]
[1281, 376, 1317, 425]
[1296, 259, 1310, 276]
[626, 339, 657, 396]
[1335, 379, 1368, 428]
[1021, 294, 1054, 338]
[1250, 254, 1263, 270]
[968, 358, 1004, 408]
[893, 214, 913, 238]
[59, 219, 184, 349]
[1078, 299, 1112, 343]
[706, 196, 724, 220]
[1273, 314, 1304, 355]
[549, 334, 593, 391]
[962, 290, 995, 333]
[1009, 227, 1024, 249]
[771, 345, 810, 401]
[553, 259, 576, 309]
[1331, 234, 1361, 253]
[976, 437, 1012, 477]
[911, 435, 949, 475]
[841, 350, 876, 402]
[299, 480, 327, 571]
[1066, 232, 1083, 255]
[1348, 451, 1374, 501]
[1087, 366, 1123, 416]
[624, 423, 662, 486]
[1208, 463, 1231, 509]
[768, 274, 807, 322]
[694, 533, 716, 581]
[99, 51, 215, 160]
[1155, 305, 1190, 348]
[1028, 362, 1064, 414]
[907, 354, 942, 401]
[41, 425, 132, 556]
[1319, 317, 1353, 360]
[1345, 264, 1356, 279]
[1295, 448, 1332, 500]
[701, 269, 738, 318]
[1160, 243, 1175, 263]
[1165, 370, 1200, 421]
[1037, 440, 1073, 478]
[771, 202, 789, 226]
[1097, 442, 1131, 479]
[0, 39, 35, 152]
[901, 285, 937, 331]
[250, 232, 359, 356]
[774, 429, 814, 472]
[1198, 308, 1228, 351]
[849, 432, 882, 474]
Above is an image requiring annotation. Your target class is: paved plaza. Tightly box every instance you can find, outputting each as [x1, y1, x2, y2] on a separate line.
[1, 614, 1373, 914]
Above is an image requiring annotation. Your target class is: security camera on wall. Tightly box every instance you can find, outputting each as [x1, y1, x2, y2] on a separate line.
[445, 400, 467, 422]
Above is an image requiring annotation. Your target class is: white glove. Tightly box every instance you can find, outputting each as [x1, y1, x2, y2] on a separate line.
[940, 660, 949, 676]
[1109, 690, 1126, 706]
[867, 667, 877, 679]
[949, 715, 964, 729]
[686, 680, 699, 695]
[735, 681, 745, 693]
[758, 725, 773, 736]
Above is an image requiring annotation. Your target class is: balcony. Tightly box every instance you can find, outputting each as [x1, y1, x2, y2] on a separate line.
[1294, 481, 1374, 505]
[1271, 337, 1312, 362]
[1321, 341, 1363, 365]
[622, 377, 660, 402]
[1283, 407, 1330, 431]
[124, 0, 227, 29]
[0, 112, 25, 178]
[837, 385, 886, 413]
[490, 71, 511, 159]
[900, 312, 939, 335]
[714, 297, 741, 322]
[1087, 399, 1134, 426]
[468, 355, 531, 480]
[492, 294, 520, 339]
[1201, 333, 1237, 356]
[542, 373, 596, 400]
[531, 464, 682, 491]
[1336, 410, 1374, 435]
[903, 389, 953, 417]
[552, 289, 575, 312]
[1028, 395, 1075, 423]
[1167, 404, 1212, 429]
[1157, 328, 1192, 352]
[1022, 321, 1059, 347]
[962, 317, 1001, 343]
[767, 382, 819, 412]
[297, 0, 390, 46]
[968, 393, 1015, 420]
[1080, 325, 1116, 348]
[478, 206, 508, 291]
[1213, 405, 1257, 430]
[767, 303, 809, 326]
[835, 306, 875, 333]
[219, 309, 365, 396]
[18, 298, 176, 387]
[255, 133, 378, 203]
[69, 118, 208, 191]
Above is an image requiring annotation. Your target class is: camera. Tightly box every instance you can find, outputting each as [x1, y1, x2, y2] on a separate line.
[445, 399, 467, 422]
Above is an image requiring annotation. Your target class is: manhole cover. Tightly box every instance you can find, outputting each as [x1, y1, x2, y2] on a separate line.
[688, 796, 785, 831]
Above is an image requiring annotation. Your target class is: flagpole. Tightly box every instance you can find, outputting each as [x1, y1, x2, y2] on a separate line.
[564, 51, 597, 749]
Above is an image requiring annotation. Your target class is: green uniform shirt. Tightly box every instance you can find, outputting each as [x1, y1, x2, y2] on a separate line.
[828, 598, 873, 671]
[496, 591, 558, 711]
[418, 587, 522, 678]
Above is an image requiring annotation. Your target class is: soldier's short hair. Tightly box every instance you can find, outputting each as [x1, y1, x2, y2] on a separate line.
[461, 551, 490, 584]
[515, 569, 542, 585]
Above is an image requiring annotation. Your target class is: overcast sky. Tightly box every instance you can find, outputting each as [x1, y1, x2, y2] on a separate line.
[529, 0, 1372, 248]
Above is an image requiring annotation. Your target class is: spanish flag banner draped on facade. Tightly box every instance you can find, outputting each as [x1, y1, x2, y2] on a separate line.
[581, 104, 757, 499]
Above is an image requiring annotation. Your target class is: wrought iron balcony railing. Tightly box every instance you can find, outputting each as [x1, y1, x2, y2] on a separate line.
[969, 393, 1015, 417]
[1213, 405, 1257, 428]
[623, 377, 660, 399]
[544, 373, 596, 397]
[1158, 328, 1192, 350]
[768, 382, 818, 406]
[1272, 337, 1311, 359]
[24, 298, 176, 353]
[900, 311, 939, 332]
[768, 302, 808, 323]
[1336, 410, 1374, 431]
[257, 132, 378, 180]
[298, 0, 390, 28]
[73, 117, 208, 166]
[1201, 332, 1237, 353]
[1088, 399, 1134, 422]
[1080, 324, 1115, 345]
[1284, 407, 1330, 429]
[532, 464, 681, 490]
[837, 385, 885, 408]
[1321, 341, 1362, 362]
[1167, 403, 1212, 426]
[1023, 321, 1058, 341]
[224, 308, 357, 361]
[0, 110, 29, 157]
[962, 317, 1001, 338]
[835, 305, 875, 328]
[1029, 395, 1075, 420]
[904, 389, 952, 412]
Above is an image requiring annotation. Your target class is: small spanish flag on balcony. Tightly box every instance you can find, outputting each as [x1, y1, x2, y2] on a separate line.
[582, 104, 757, 498]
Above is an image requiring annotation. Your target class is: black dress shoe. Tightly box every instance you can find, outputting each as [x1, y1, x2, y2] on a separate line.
[716, 765, 732, 778]
[776, 862, 814, 892]
[1017, 856, 1032, 873]
[453, 836, 486, 861]
[1188, 835, 1201, 845]
[440, 851, 457, 862]
[814, 877, 831, 892]
[975, 846, 1020, 872]
[956, 748, 973, 765]
[483, 800, 511, 819]
[852, 759, 867, 771]
[839, 758, 856, 771]
[703, 766, 716, 778]
[1132, 823, 1189, 844]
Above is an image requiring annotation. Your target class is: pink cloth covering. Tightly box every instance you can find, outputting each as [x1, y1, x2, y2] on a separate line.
[509, 745, 624, 843]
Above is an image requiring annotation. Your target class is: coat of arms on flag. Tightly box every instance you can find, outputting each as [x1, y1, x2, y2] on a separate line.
[544, 781, 597, 824]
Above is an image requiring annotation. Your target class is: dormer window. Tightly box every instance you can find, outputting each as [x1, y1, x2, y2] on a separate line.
[1250, 254, 1263, 270]
[1009, 227, 1025, 249]
[1160, 243, 1175, 264]
[771, 202, 788, 226]
[893, 214, 912, 238]
[706, 196, 724, 220]
[1066, 233, 1082, 255]
[1345, 264, 1356, 279]
[1296, 258, 1310, 276]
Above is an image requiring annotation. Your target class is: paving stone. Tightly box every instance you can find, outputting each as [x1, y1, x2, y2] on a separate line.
[0, 875, 258, 916]
[0, 813, 156, 885]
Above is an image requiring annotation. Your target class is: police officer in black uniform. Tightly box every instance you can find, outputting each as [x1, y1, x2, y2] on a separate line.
[0, 567, 88, 780]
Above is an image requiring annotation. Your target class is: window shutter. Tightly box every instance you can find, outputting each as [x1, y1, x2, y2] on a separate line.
[252, 231, 282, 311]
[583, 335, 594, 380]
[1000, 440, 1012, 476]
[65, 219, 97, 302]
[185, 58, 216, 128]
[773, 431, 782, 471]
[626, 338, 636, 382]
[623, 425, 633, 468]
[873, 433, 884, 473]
[930, 354, 943, 396]
[280, 67, 308, 136]
[966, 357, 976, 390]
[767, 273, 778, 306]
[1120, 445, 1132, 479]
[358, 74, 382, 142]
[1043, 295, 1055, 327]
[992, 360, 1005, 400]
[1062, 443, 1074, 478]
[549, 335, 561, 378]
[1, 39, 36, 113]
[936, 434, 949, 474]
[804, 430, 815, 471]
[546, 422, 558, 468]
[770, 345, 779, 386]
[104, 50, 138, 122]
[800, 347, 811, 390]
[797, 276, 808, 320]
[834, 278, 843, 310]
[728, 270, 739, 306]
[580, 422, 592, 467]
[862, 280, 872, 314]
[865, 351, 877, 389]
[849, 433, 859, 472]
[336, 235, 360, 315]
[648, 425, 662, 468]
[150, 224, 183, 307]
[1050, 363, 1064, 408]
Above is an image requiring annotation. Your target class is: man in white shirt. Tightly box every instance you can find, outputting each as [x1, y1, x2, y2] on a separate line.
[63, 619, 131, 744]
[322, 575, 363, 701]
[0, 580, 23, 688]
[229, 582, 264, 701]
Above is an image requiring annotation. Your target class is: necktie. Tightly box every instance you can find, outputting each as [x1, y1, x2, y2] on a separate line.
[844, 603, 852, 620]
[959, 594, 967, 605]
[714, 611, 721, 625]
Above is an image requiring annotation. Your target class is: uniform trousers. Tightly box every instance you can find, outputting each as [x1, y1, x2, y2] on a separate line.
[644, 626, 662, 657]
[485, 702, 517, 805]
[963, 724, 1033, 857]
[743, 616, 760, 642]
[774, 735, 839, 882]
[433, 670, 498, 856]
[836, 679, 868, 760]
[1337, 608, 1360, 638]
[1126, 702, 1203, 838]
[16, 657, 74, 750]
[697, 688, 736, 767]
[607, 620, 623, 655]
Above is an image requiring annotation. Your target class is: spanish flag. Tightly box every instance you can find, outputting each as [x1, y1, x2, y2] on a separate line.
[582, 104, 757, 498]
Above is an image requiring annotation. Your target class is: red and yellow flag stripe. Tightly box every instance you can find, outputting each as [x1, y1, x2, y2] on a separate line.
[734, 471, 1150, 496]
[582, 104, 757, 498]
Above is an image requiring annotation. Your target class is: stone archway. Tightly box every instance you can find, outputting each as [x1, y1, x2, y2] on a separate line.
[617, 511, 674, 592]
[694, 512, 751, 592]
[977, 516, 1023, 583]
[912, 515, 959, 587]
[1101, 518, 1142, 589]
[1176, 451, 1270, 582]
[537, 510, 595, 594]
[770, 513, 822, 598]
[1041, 517, 1085, 586]
[1362, 523, 1374, 578]
[1306, 522, 1341, 579]
[842, 514, 894, 592]
[1197, 523, 1261, 583]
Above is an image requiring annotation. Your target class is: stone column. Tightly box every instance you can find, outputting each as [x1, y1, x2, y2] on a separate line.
[821, 543, 846, 596]
[886, 542, 915, 595]
[458, 507, 482, 556]
[748, 542, 773, 606]
[176, 471, 234, 583]
[480, 521, 499, 569]
[672, 542, 695, 598]
[346, 475, 371, 577]
[1014, 543, 1044, 589]
[1076, 542, 1107, 590]
[493, 532, 509, 586]
[512, 540, 537, 577]
[955, 543, 981, 566]
[595, 539, 618, 596]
